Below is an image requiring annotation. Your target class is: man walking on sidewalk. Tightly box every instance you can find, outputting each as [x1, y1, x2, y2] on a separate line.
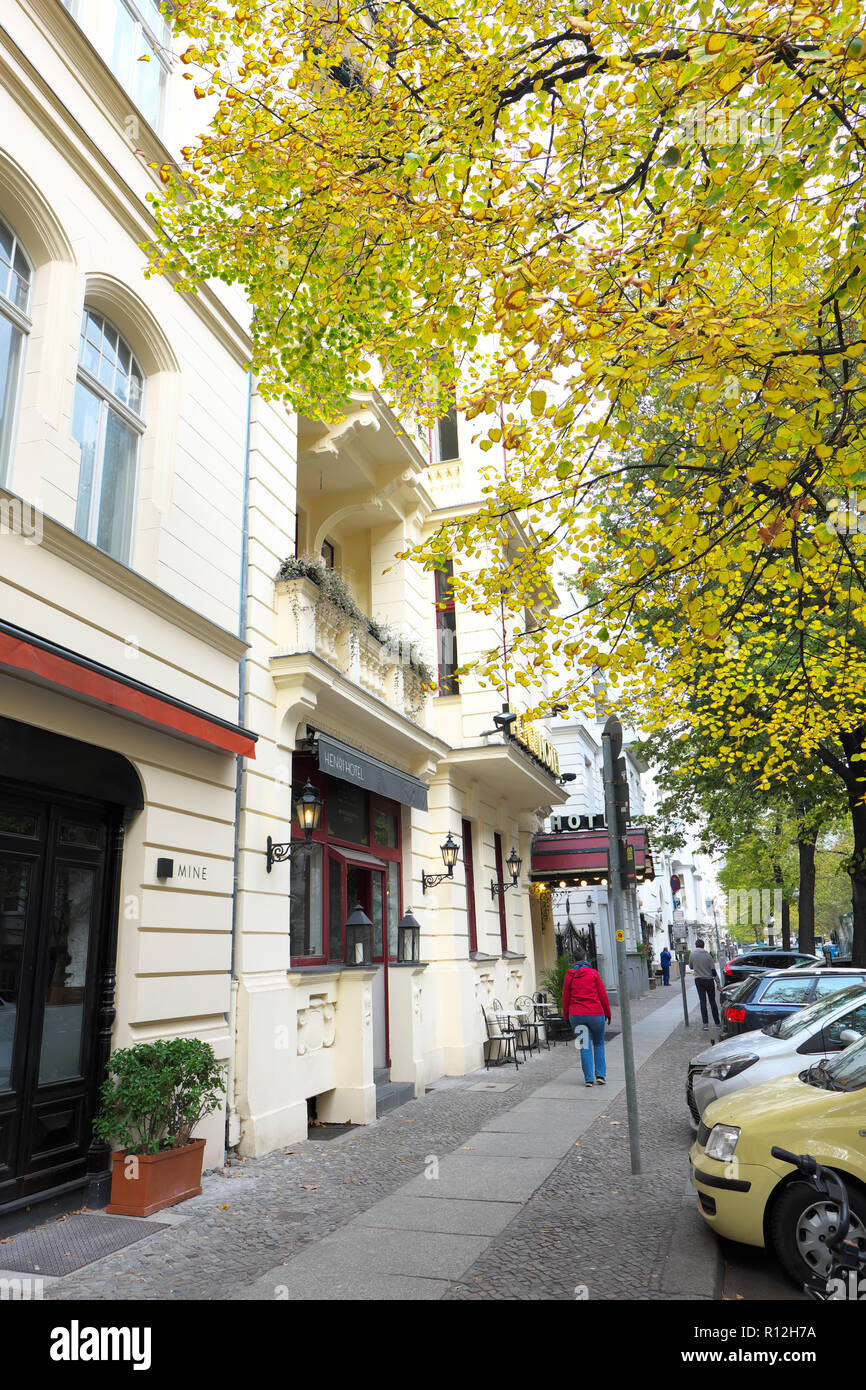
[690, 938, 721, 1031]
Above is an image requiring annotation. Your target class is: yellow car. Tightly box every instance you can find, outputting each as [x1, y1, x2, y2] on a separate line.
[690, 1033, 866, 1286]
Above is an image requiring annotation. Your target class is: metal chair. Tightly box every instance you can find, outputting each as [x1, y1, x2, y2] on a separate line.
[481, 1006, 520, 1070]
[516, 994, 549, 1052]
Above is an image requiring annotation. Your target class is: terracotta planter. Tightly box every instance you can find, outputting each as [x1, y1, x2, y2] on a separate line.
[105, 1138, 205, 1217]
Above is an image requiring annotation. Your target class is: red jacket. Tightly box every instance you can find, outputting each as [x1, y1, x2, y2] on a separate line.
[562, 963, 611, 1021]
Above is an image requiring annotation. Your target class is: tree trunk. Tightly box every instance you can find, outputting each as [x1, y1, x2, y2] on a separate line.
[840, 728, 866, 968]
[797, 835, 816, 956]
[850, 796, 866, 968]
[772, 819, 789, 949]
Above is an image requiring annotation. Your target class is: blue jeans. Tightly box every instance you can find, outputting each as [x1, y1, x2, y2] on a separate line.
[661, 965, 670, 985]
[570, 1014, 607, 1083]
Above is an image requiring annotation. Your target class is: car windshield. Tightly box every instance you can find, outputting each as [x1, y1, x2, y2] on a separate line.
[774, 984, 866, 1040]
[823, 1034, 866, 1091]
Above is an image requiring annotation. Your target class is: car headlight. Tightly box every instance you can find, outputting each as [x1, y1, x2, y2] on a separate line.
[703, 1055, 759, 1081]
[705, 1124, 741, 1162]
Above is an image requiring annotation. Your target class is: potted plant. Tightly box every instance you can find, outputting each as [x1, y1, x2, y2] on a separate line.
[94, 1037, 225, 1217]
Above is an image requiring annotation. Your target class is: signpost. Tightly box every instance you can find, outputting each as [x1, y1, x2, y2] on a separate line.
[601, 714, 641, 1175]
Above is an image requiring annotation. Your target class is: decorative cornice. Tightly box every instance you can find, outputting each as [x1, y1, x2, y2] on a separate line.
[11, 492, 248, 660]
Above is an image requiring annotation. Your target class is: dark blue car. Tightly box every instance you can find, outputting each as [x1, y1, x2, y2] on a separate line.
[721, 967, 866, 1037]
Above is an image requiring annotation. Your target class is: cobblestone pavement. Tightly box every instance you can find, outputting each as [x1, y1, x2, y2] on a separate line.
[29, 985, 699, 1301]
[441, 1015, 710, 1300]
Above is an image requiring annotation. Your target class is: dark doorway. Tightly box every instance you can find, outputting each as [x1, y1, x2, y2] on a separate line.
[0, 786, 121, 1211]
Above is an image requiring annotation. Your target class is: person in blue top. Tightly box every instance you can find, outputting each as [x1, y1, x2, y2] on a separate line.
[659, 946, 672, 986]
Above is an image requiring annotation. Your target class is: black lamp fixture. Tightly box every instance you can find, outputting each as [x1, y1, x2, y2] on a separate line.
[559, 772, 577, 783]
[422, 831, 460, 894]
[491, 845, 522, 899]
[397, 908, 422, 962]
[266, 779, 324, 872]
[479, 707, 518, 737]
[345, 901, 373, 965]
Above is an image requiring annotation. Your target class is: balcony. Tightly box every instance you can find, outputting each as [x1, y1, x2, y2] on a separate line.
[274, 577, 432, 729]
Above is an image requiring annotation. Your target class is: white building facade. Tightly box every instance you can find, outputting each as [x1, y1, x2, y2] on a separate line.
[0, 1, 568, 1221]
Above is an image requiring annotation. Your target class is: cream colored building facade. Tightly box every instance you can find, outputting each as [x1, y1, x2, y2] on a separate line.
[0, 0, 567, 1222]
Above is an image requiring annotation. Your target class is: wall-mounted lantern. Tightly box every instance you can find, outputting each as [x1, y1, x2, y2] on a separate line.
[266, 780, 324, 872]
[491, 846, 522, 899]
[397, 909, 422, 962]
[345, 902, 373, 965]
[421, 831, 460, 894]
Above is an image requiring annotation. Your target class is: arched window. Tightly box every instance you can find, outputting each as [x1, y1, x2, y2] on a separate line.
[0, 217, 33, 484]
[72, 308, 144, 564]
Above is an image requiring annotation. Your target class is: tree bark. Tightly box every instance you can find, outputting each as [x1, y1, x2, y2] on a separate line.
[772, 818, 789, 949]
[797, 835, 816, 956]
[840, 727, 866, 968]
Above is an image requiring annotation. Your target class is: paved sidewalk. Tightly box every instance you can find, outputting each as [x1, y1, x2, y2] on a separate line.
[13, 981, 716, 1301]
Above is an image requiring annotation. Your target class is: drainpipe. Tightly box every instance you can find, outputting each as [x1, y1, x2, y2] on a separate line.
[226, 369, 253, 1152]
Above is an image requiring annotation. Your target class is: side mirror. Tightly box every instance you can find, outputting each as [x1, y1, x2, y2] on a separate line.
[839, 1029, 862, 1046]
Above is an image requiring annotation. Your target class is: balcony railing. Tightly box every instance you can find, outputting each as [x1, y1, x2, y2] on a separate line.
[275, 577, 431, 726]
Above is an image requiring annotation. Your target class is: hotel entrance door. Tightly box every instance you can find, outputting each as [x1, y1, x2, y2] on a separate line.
[0, 788, 117, 1209]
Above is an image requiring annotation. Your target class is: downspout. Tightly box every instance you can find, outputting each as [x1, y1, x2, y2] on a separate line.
[226, 369, 253, 1152]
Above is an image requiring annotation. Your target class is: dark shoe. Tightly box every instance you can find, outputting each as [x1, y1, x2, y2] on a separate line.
[585, 1080, 595, 1087]
[596, 1077, 606, 1085]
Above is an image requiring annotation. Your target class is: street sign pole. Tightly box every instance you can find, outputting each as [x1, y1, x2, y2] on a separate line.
[601, 716, 641, 1176]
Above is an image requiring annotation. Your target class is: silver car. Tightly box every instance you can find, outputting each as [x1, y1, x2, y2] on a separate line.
[687, 983, 866, 1121]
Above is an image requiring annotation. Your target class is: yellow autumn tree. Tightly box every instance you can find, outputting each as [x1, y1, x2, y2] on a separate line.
[147, 0, 866, 769]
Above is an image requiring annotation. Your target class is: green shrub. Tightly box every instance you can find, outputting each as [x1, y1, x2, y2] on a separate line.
[277, 554, 435, 685]
[539, 953, 574, 1011]
[93, 1038, 225, 1156]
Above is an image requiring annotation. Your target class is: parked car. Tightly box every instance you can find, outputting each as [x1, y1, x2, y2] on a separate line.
[689, 1033, 866, 1286]
[720, 966, 866, 1037]
[687, 983, 866, 1121]
[722, 948, 820, 986]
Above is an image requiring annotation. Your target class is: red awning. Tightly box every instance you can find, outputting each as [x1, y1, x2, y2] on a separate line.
[530, 826, 654, 885]
[0, 623, 256, 759]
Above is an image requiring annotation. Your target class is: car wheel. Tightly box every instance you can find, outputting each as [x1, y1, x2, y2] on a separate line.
[770, 1178, 866, 1286]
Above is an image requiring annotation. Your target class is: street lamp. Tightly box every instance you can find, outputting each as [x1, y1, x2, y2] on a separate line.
[266, 780, 324, 872]
[491, 846, 522, 898]
[421, 831, 461, 894]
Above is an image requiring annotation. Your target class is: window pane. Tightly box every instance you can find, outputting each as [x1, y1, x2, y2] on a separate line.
[386, 861, 400, 958]
[96, 408, 138, 562]
[0, 859, 31, 1090]
[290, 843, 323, 958]
[437, 607, 459, 694]
[111, 0, 137, 87]
[0, 314, 23, 482]
[59, 822, 105, 849]
[72, 382, 101, 540]
[761, 978, 813, 1003]
[373, 808, 397, 849]
[816, 973, 866, 997]
[136, 46, 165, 130]
[0, 813, 38, 837]
[39, 865, 95, 1084]
[437, 406, 459, 461]
[827, 1005, 866, 1045]
[327, 783, 369, 845]
[328, 856, 343, 962]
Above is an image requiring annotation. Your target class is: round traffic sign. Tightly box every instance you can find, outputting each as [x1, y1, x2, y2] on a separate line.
[670, 874, 681, 893]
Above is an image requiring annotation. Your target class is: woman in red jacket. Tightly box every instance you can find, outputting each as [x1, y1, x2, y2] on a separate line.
[561, 948, 612, 1087]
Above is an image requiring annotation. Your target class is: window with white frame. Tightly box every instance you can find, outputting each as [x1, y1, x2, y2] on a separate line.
[63, 0, 171, 132]
[0, 217, 32, 485]
[72, 309, 144, 565]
